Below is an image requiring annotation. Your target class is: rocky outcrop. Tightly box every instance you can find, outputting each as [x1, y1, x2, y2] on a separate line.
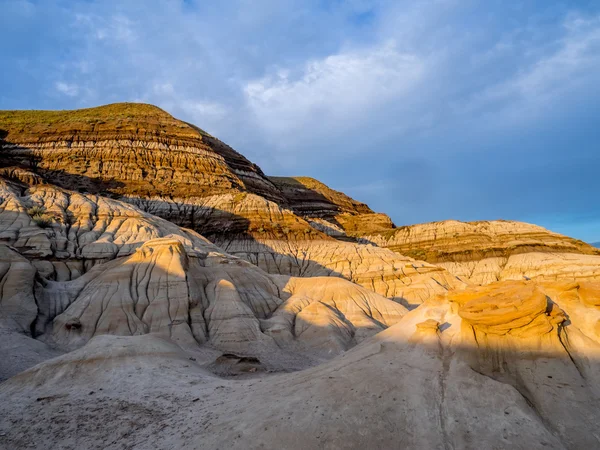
[0, 104, 304, 245]
[1, 105, 395, 241]
[0, 166, 424, 376]
[123, 191, 325, 241]
[0, 105, 406, 293]
[2, 279, 600, 449]
[0, 177, 218, 279]
[269, 176, 395, 236]
[215, 236, 463, 307]
[0, 103, 283, 204]
[29, 235, 409, 366]
[362, 219, 600, 284]
[0, 178, 412, 371]
[0, 176, 461, 307]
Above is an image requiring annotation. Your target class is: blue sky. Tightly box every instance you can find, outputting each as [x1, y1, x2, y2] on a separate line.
[2, 0, 600, 241]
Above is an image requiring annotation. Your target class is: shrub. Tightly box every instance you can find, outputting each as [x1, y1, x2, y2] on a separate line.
[27, 205, 53, 228]
[27, 205, 46, 216]
[32, 214, 52, 228]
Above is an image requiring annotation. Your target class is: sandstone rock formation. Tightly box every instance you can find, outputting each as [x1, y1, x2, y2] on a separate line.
[269, 176, 395, 236]
[2, 279, 600, 449]
[215, 236, 462, 307]
[362, 219, 600, 284]
[0, 103, 283, 203]
[0, 176, 217, 279]
[0, 177, 413, 376]
[1, 104, 457, 307]
[2, 102, 600, 450]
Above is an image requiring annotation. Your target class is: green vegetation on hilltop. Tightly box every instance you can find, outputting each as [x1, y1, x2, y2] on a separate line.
[0, 102, 210, 140]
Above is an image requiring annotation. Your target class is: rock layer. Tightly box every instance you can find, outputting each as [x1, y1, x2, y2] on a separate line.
[0, 103, 283, 203]
[362, 219, 600, 284]
[268, 176, 395, 236]
[216, 236, 463, 307]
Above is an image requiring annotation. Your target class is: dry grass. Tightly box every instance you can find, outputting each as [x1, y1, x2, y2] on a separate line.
[2, 103, 166, 127]
[26, 205, 54, 228]
[0, 102, 210, 139]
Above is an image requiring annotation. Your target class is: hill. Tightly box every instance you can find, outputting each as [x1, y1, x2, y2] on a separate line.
[2, 102, 600, 449]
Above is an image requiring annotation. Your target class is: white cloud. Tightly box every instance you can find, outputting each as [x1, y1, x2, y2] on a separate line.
[152, 82, 175, 96]
[244, 41, 425, 136]
[461, 14, 600, 122]
[94, 15, 137, 44]
[55, 81, 79, 97]
[146, 82, 229, 130]
[514, 15, 600, 97]
[181, 101, 228, 118]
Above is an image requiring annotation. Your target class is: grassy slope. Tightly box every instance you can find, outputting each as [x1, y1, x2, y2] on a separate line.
[0, 102, 210, 142]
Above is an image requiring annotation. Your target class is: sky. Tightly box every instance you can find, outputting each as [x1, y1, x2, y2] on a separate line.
[2, 0, 600, 241]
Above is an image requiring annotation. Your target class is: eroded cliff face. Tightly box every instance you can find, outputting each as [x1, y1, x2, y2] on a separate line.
[0, 104, 462, 307]
[4, 104, 597, 293]
[269, 175, 395, 237]
[0, 103, 292, 250]
[0, 177, 216, 280]
[0, 178, 424, 380]
[0, 103, 282, 203]
[362, 219, 600, 284]
[0, 177, 458, 308]
[214, 236, 462, 307]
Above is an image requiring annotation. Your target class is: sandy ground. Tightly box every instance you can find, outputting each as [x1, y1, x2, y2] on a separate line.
[0, 328, 581, 450]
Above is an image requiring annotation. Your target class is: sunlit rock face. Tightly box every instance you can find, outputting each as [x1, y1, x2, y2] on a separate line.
[215, 236, 463, 307]
[369, 280, 600, 449]
[2, 279, 600, 449]
[0, 103, 283, 205]
[361, 219, 600, 284]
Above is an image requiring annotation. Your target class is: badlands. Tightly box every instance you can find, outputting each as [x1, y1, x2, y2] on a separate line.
[1, 103, 600, 449]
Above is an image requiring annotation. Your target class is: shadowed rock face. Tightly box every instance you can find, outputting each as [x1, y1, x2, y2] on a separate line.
[269, 175, 396, 238]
